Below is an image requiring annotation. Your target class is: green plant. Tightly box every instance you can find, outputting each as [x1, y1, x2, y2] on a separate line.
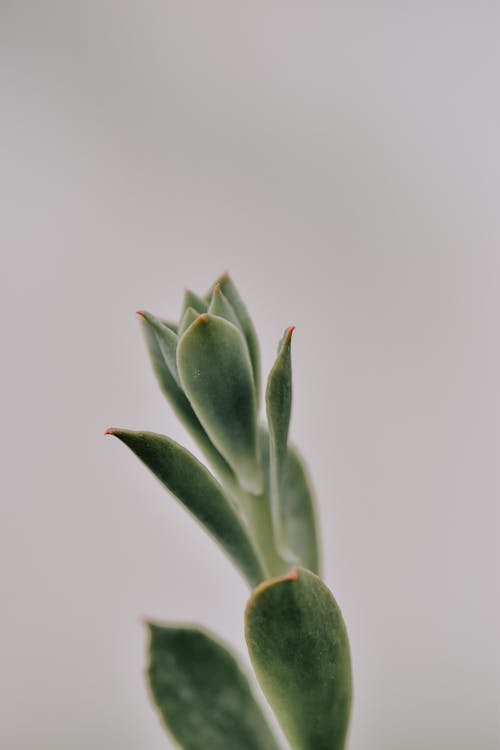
[107, 273, 352, 750]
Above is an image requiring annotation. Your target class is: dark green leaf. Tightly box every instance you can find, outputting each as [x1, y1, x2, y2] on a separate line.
[245, 567, 352, 750]
[147, 625, 282, 750]
[216, 273, 261, 404]
[108, 429, 264, 587]
[177, 314, 262, 495]
[265, 327, 294, 552]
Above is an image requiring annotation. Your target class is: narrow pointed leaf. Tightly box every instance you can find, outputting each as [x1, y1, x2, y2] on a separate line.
[259, 428, 320, 574]
[140, 311, 180, 385]
[245, 568, 352, 750]
[139, 315, 235, 483]
[208, 283, 242, 330]
[147, 625, 282, 750]
[178, 314, 262, 495]
[179, 306, 199, 336]
[181, 289, 207, 317]
[217, 273, 261, 403]
[107, 429, 265, 587]
[266, 326, 294, 552]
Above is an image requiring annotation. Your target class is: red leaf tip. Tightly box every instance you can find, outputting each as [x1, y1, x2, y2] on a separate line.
[104, 428, 116, 436]
[136, 310, 145, 318]
[284, 567, 299, 582]
[197, 313, 209, 323]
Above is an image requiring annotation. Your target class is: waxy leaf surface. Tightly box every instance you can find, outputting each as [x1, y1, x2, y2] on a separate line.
[108, 429, 264, 587]
[245, 567, 352, 750]
[140, 310, 180, 385]
[177, 314, 262, 494]
[259, 428, 320, 575]
[216, 273, 261, 403]
[266, 327, 294, 552]
[139, 315, 234, 483]
[147, 625, 281, 750]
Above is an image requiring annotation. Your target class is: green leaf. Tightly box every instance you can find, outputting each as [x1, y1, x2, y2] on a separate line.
[108, 429, 265, 587]
[265, 326, 294, 553]
[139, 311, 180, 385]
[178, 306, 199, 336]
[147, 625, 282, 750]
[177, 314, 262, 495]
[139, 314, 235, 483]
[245, 567, 352, 750]
[216, 273, 261, 404]
[181, 289, 208, 316]
[159, 319, 178, 334]
[208, 283, 242, 330]
[259, 428, 320, 575]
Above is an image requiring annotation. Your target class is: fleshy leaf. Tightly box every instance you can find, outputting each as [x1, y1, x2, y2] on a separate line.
[265, 326, 294, 552]
[108, 429, 264, 587]
[177, 314, 262, 495]
[208, 283, 242, 330]
[159, 319, 178, 334]
[216, 273, 261, 403]
[139, 314, 235, 483]
[147, 625, 282, 750]
[181, 289, 208, 317]
[139, 311, 180, 385]
[245, 568, 352, 750]
[178, 306, 199, 336]
[259, 427, 320, 575]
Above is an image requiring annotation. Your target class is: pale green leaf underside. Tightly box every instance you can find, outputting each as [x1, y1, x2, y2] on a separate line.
[245, 567, 352, 750]
[216, 274, 261, 404]
[259, 428, 320, 575]
[177, 314, 262, 495]
[108, 429, 265, 587]
[147, 625, 281, 750]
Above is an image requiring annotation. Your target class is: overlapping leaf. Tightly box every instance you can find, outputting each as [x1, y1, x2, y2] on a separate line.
[147, 625, 281, 750]
[177, 314, 262, 495]
[245, 567, 352, 750]
[107, 429, 265, 587]
[139, 314, 234, 484]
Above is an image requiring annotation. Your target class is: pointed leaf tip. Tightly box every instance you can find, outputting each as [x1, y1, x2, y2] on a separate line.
[105, 428, 116, 436]
[136, 310, 145, 318]
[245, 568, 352, 750]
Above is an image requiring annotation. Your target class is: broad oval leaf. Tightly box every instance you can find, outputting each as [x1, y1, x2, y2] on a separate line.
[259, 428, 320, 575]
[245, 567, 352, 750]
[216, 273, 261, 404]
[139, 314, 235, 484]
[107, 429, 265, 587]
[177, 314, 262, 495]
[147, 625, 281, 750]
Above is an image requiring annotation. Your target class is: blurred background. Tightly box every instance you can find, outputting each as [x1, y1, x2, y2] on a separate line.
[1, 2, 499, 749]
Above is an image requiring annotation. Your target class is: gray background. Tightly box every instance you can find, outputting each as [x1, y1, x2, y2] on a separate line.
[1, 2, 499, 749]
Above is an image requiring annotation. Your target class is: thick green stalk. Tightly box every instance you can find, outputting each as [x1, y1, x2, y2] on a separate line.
[228, 482, 289, 579]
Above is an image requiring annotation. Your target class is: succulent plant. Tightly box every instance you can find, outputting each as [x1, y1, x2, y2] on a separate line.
[107, 273, 352, 750]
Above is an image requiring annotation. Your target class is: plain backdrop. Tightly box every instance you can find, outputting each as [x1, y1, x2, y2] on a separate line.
[1, 3, 499, 749]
